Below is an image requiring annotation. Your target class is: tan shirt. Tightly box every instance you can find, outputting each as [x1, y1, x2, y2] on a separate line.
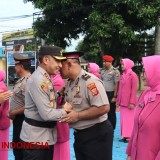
[64, 69, 109, 130]
[20, 66, 66, 145]
[101, 66, 120, 92]
[10, 74, 30, 112]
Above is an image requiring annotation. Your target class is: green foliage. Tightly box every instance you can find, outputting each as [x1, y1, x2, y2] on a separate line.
[24, 0, 160, 59]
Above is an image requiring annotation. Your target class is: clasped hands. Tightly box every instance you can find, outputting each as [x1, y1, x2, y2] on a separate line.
[60, 102, 79, 123]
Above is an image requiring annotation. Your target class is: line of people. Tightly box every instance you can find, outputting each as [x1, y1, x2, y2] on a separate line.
[0, 45, 160, 160]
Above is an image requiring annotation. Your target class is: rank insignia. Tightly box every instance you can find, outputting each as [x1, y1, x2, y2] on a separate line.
[44, 73, 50, 79]
[46, 80, 50, 84]
[76, 86, 80, 94]
[50, 93, 55, 100]
[115, 71, 119, 77]
[50, 101, 54, 107]
[40, 82, 48, 92]
[48, 85, 53, 89]
[87, 83, 99, 96]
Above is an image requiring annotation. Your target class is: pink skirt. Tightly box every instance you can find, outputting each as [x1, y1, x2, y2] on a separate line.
[0, 128, 9, 160]
[120, 106, 135, 138]
[53, 140, 70, 160]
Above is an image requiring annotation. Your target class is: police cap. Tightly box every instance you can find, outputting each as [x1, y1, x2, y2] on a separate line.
[63, 51, 84, 59]
[14, 53, 34, 64]
[38, 46, 66, 60]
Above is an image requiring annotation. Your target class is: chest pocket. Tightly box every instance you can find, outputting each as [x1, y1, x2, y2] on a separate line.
[72, 98, 82, 105]
[107, 74, 113, 81]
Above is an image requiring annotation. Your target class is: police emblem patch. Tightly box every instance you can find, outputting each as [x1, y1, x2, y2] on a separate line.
[40, 82, 48, 92]
[87, 83, 99, 96]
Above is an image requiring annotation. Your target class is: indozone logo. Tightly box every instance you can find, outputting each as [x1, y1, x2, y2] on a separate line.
[1, 142, 49, 149]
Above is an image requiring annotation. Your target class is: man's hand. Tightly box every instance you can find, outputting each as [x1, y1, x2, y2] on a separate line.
[128, 103, 135, 109]
[8, 111, 15, 120]
[58, 87, 65, 96]
[111, 97, 116, 103]
[0, 90, 13, 104]
[126, 156, 131, 160]
[60, 110, 79, 123]
[63, 102, 73, 113]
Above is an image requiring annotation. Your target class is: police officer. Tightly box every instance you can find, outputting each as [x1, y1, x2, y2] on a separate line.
[20, 46, 71, 160]
[101, 55, 120, 130]
[60, 51, 113, 160]
[9, 53, 33, 160]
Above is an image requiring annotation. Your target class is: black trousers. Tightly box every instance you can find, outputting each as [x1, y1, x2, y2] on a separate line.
[23, 145, 54, 160]
[13, 114, 25, 160]
[106, 91, 117, 130]
[74, 120, 113, 160]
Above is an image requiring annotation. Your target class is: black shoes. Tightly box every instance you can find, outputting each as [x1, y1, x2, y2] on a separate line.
[119, 138, 129, 143]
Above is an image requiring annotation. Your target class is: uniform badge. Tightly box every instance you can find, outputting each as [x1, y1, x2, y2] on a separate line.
[44, 73, 50, 79]
[50, 93, 55, 100]
[115, 71, 119, 77]
[46, 80, 50, 84]
[87, 83, 99, 96]
[40, 82, 48, 92]
[50, 101, 54, 107]
[76, 86, 80, 94]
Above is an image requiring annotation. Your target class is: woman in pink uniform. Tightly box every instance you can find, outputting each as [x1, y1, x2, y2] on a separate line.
[126, 55, 160, 160]
[117, 58, 138, 143]
[51, 72, 70, 160]
[87, 62, 101, 79]
[0, 70, 10, 160]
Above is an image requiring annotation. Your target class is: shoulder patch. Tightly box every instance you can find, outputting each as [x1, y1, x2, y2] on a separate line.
[114, 70, 119, 77]
[82, 74, 91, 81]
[40, 82, 48, 92]
[87, 83, 99, 96]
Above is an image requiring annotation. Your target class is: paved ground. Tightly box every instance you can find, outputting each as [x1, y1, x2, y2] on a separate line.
[8, 112, 128, 160]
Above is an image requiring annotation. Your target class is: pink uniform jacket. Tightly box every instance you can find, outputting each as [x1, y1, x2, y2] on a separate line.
[88, 62, 101, 79]
[117, 59, 138, 107]
[51, 72, 70, 143]
[0, 70, 10, 130]
[126, 55, 160, 160]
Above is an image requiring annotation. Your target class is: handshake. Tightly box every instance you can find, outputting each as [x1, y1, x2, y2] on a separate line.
[60, 102, 79, 123]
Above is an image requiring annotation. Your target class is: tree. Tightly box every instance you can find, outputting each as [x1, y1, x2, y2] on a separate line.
[24, 0, 160, 57]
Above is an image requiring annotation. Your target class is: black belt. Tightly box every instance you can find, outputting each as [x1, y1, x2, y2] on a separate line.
[25, 117, 57, 128]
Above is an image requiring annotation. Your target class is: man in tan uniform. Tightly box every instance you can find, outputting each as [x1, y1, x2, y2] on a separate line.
[9, 53, 33, 160]
[60, 51, 113, 160]
[20, 46, 71, 160]
[101, 55, 120, 130]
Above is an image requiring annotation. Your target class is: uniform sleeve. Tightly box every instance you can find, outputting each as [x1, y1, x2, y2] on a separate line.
[114, 69, 120, 83]
[86, 79, 109, 107]
[28, 80, 66, 121]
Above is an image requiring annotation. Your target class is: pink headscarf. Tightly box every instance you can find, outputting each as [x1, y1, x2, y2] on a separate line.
[0, 70, 6, 82]
[142, 55, 160, 104]
[121, 58, 134, 81]
[122, 58, 134, 72]
[88, 63, 101, 78]
[51, 72, 65, 91]
[0, 70, 10, 130]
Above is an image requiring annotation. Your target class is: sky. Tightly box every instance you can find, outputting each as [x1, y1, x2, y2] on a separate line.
[0, 0, 82, 51]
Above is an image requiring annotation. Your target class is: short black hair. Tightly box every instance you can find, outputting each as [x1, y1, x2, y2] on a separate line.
[20, 62, 31, 71]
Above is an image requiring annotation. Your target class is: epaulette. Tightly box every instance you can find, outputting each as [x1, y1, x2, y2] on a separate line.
[81, 73, 91, 80]
[113, 67, 119, 70]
